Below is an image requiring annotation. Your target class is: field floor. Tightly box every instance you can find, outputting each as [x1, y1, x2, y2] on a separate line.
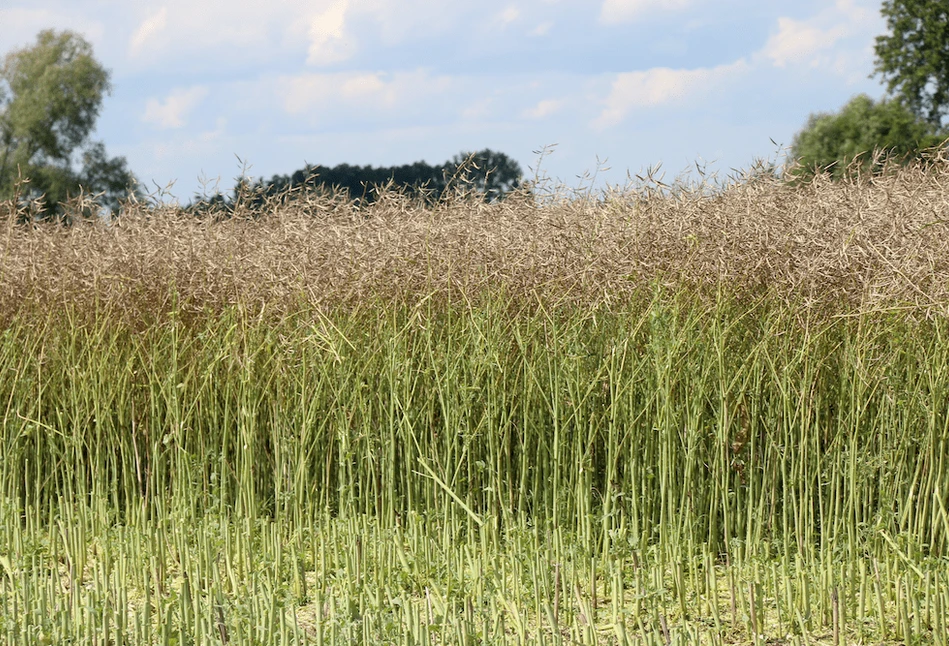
[2, 498, 945, 645]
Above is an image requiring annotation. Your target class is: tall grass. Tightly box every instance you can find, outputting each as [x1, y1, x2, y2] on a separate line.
[2, 157, 949, 643]
[2, 150, 949, 320]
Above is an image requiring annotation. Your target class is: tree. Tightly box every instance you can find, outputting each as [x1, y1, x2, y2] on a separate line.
[218, 149, 524, 213]
[874, 0, 949, 127]
[0, 29, 137, 218]
[787, 94, 946, 180]
[443, 149, 522, 201]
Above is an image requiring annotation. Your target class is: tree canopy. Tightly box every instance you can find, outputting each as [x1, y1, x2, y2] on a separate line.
[0, 29, 138, 218]
[788, 94, 946, 180]
[444, 149, 522, 200]
[193, 149, 523, 213]
[874, 0, 949, 127]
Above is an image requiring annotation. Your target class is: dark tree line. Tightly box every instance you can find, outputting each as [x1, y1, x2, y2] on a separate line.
[190, 149, 523, 213]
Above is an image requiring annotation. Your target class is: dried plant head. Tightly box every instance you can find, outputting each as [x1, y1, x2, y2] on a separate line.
[2, 153, 949, 324]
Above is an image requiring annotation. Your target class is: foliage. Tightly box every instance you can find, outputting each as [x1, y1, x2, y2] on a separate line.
[191, 149, 523, 212]
[0, 30, 138, 219]
[874, 0, 949, 127]
[787, 93, 946, 180]
[444, 148, 522, 199]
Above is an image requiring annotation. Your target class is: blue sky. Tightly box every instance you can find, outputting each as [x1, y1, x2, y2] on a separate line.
[1, 0, 889, 202]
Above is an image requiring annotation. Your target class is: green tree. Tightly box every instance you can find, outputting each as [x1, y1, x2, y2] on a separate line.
[874, 0, 949, 127]
[443, 149, 522, 201]
[788, 94, 945, 180]
[0, 29, 137, 218]
[222, 149, 524, 213]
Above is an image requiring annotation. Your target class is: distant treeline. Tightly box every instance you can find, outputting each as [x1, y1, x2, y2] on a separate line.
[190, 149, 523, 212]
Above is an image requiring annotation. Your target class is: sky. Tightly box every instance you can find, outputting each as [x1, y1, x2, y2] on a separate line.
[0, 0, 890, 202]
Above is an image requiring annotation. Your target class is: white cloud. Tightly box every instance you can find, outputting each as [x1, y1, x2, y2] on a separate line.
[461, 97, 495, 121]
[530, 21, 553, 37]
[828, 47, 876, 84]
[5, 1, 476, 75]
[278, 70, 453, 118]
[359, 0, 467, 44]
[341, 74, 390, 101]
[306, 0, 354, 66]
[761, 0, 876, 69]
[142, 86, 209, 129]
[762, 17, 847, 68]
[599, 0, 692, 24]
[119, 0, 368, 68]
[593, 60, 746, 129]
[523, 99, 563, 119]
[0, 8, 105, 57]
[496, 6, 521, 27]
[152, 118, 227, 161]
[129, 7, 168, 57]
